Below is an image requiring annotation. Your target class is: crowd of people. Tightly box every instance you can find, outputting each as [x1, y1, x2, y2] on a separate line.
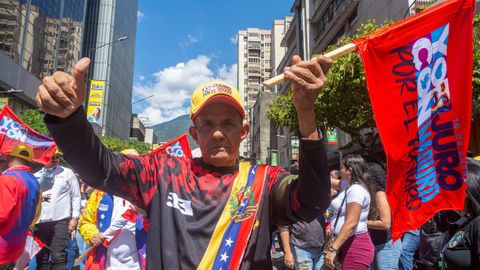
[0, 146, 148, 270]
[0, 53, 478, 270]
[277, 155, 480, 270]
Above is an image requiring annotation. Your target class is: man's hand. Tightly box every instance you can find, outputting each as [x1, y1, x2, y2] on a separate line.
[90, 232, 106, 247]
[36, 58, 90, 118]
[285, 55, 332, 112]
[283, 251, 295, 269]
[68, 218, 78, 235]
[284, 55, 332, 138]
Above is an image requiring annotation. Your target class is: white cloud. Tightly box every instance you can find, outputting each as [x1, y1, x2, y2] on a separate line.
[133, 55, 238, 125]
[230, 34, 238, 44]
[138, 75, 145, 81]
[137, 11, 144, 21]
[180, 33, 201, 50]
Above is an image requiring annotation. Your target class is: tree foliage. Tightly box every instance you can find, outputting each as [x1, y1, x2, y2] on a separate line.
[18, 109, 50, 136]
[100, 136, 151, 154]
[268, 20, 393, 153]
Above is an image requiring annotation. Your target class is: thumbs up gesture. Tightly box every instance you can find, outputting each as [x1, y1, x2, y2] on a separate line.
[36, 58, 90, 118]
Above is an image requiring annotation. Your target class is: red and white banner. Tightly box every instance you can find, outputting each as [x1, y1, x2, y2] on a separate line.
[353, 0, 475, 239]
[0, 105, 56, 165]
[15, 232, 44, 270]
[150, 133, 192, 159]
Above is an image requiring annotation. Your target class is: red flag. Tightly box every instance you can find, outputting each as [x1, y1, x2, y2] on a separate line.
[353, 0, 475, 239]
[150, 133, 192, 158]
[0, 105, 56, 165]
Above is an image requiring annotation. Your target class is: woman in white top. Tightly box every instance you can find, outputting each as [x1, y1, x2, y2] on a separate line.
[324, 154, 376, 270]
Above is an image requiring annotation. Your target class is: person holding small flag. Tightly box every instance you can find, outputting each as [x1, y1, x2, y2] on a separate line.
[0, 145, 41, 270]
[78, 149, 146, 270]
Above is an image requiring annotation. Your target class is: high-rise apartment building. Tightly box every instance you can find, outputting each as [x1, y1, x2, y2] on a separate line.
[0, 0, 86, 113]
[82, 0, 137, 140]
[237, 28, 273, 157]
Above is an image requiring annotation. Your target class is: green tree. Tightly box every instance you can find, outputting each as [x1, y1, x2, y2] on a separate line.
[100, 136, 151, 154]
[18, 109, 50, 136]
[268, 20, 392, 157]
[473, 15, 479, 114]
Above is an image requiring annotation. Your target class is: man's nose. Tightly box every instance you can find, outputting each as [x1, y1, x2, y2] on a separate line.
[211, 127, 226, 139]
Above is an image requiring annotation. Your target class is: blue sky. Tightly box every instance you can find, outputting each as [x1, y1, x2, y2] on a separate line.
[132, 0, 293, 125]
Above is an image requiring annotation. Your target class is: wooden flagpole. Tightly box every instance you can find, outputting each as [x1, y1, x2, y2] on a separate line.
[262, 43, 357, 87]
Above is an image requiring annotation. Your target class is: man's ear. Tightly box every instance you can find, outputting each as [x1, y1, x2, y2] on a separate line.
[189, 126, 198, 142]
[240, 123, 250, 141]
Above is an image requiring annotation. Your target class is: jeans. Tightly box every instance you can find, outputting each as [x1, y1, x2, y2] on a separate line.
[66, 236, 79, 269]
[75, 230, 89, 270]
[370, 239, 402, 270]
[292, 246, 328, 270]
[399, 230, 420, 270]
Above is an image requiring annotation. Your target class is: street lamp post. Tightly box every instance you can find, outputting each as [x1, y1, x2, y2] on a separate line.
[87, 36, 128, 59]
[85, 36, 128, 136]
[0, 89, 24, 94]
[132, 95, 154, 105]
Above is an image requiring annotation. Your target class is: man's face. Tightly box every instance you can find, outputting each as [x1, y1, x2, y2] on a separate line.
[49, 154, 61, 168]
[189, 103, 249, 167]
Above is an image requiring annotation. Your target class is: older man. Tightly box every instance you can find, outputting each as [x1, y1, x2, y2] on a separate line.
[36, 55, 331, 269]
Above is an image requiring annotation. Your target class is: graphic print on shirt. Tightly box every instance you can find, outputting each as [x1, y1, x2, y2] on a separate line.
[166, 192, 193, 216]
[448, 230, 465, 248]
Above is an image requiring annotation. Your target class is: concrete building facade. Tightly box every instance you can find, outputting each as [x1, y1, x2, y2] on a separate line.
[237, 28, 273, 158]
[250, 91, 276, 164]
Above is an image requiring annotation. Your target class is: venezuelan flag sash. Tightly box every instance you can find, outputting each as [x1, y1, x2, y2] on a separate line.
[197, 161, 267, 270]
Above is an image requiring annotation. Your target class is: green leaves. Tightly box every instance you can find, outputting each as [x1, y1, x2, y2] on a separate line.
[473, 15, 480, 114]
[19, 109, 50, 136]
[100, 136, 151, 154]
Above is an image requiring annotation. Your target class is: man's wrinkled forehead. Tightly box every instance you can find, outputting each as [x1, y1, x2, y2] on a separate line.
[193, 103, 243, 124]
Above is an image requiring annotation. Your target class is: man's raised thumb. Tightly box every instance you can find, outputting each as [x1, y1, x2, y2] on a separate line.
[72, 58, 90, 86]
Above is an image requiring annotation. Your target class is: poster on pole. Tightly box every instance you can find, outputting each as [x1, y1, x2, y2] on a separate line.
[87, 80, 105, 125]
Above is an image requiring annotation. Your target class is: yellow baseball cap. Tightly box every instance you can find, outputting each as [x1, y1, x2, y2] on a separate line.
[9, 145, 34, 162]
[189, 80, 245, 121]
[54, 148, 63, 156]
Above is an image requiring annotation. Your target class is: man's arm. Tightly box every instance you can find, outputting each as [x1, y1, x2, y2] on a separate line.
[37, 58, 162, 209]
[45, 108, 158, 209]
[271, 55, 332, 224]
[70, 171, 81, 219]
[279, 226, 295, 269]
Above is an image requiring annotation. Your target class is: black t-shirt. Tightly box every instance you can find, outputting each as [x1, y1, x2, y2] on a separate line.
[443, 215, 480, 270]
[368, 165, 390, 246]
[46, 108, 331, 270]
[280, 217, 325, 249]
